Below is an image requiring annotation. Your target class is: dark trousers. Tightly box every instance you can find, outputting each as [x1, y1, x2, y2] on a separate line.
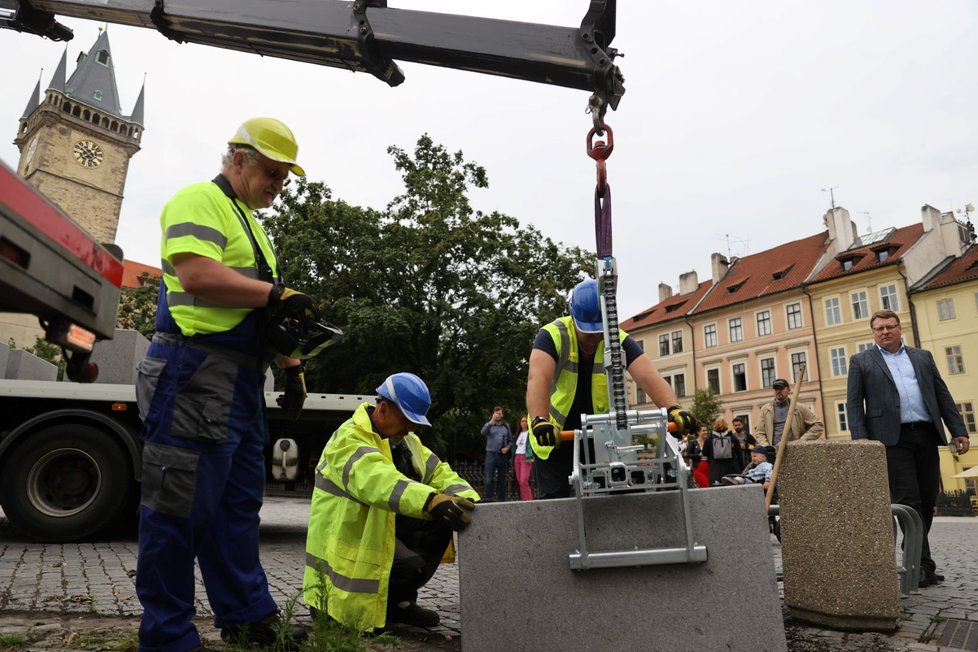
[388, 515, 453, 608]
[885, 423, 941, 572]
[483, 451, 509, 501]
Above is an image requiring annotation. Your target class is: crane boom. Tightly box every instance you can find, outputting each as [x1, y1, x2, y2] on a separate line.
[0, 0, 625, 113]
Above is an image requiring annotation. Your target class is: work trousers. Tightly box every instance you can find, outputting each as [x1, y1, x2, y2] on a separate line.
[885, 423, 941, 573]
[389, 514, 454, 607]
[483, 451, 509, 501]
[135, 340, 277, 652]
[513, 453, 534, 500]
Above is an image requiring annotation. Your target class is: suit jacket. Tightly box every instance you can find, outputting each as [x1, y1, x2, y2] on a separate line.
[847, 345, 966, 446]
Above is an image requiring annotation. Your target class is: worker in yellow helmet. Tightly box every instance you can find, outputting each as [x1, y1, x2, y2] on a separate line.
[135, 118, 318, 652]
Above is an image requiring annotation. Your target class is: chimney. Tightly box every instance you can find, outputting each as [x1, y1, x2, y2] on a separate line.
[711, 253, 729, 284]
[679, 270, 699, 295]
[658, 283, 673, 302]
[920, 204, 940, 232]
[824, 207, 855, 250]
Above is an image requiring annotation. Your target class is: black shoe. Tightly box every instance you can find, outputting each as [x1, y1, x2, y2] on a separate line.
[386, 601, 440, 628]
[918, 569, 939, 588]
[221, 612, 309, 648]
[934, 572, 945, 582]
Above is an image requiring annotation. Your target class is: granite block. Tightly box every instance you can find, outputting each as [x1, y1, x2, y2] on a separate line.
[5, 349, 57, 381]
[459, 486, 786, 652]
[780, 440, 900, 631]
[77, 329, 150, 385]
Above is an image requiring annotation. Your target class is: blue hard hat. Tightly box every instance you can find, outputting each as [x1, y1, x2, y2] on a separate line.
[569, 279, 604, 333]
[376, 372, 432, 426]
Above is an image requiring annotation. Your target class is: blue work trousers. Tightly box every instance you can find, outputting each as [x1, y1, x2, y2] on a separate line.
[135, 340, 277, 652]
[483, 451, 509, 502]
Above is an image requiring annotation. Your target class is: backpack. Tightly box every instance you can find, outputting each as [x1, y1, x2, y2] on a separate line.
[712, 434, 733, 460]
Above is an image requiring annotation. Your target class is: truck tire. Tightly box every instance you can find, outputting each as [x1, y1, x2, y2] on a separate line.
[0, 423, 135, 542]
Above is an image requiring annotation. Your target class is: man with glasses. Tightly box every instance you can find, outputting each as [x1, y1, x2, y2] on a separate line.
[135, 118, 317, 651]
[847, 309, 970, 589]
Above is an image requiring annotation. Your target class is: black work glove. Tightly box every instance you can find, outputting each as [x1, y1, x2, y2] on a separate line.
[668, 406, 696, 437]
[269, 285, 320, 321]
[276, 364, 307, 420]
[531, 416, 560, 449]
[425, 493, 476, 531]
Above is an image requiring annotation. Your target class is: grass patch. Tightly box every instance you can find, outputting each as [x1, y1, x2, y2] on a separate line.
[0, 632, 28, 648]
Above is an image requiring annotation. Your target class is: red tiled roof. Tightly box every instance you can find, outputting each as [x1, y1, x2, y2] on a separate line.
[917, 243, 978, 291]
[810, 223, 923, 283]
[694, 231, 829, 313]
[122, 259, 161, 289]
[622, 280, 712, 329]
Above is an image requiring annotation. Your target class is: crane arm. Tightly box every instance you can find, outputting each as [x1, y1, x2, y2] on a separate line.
[0, 0, 625, 113]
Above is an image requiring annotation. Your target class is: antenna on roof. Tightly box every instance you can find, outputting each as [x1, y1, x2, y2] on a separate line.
[821, 186, 838, 211]
[859, 211, 872, 234]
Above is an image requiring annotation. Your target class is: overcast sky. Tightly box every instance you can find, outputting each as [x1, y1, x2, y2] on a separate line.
[2, 1, 976, 320]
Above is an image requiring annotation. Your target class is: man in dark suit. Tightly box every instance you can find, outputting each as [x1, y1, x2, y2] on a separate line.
[847, 309, 970, 588]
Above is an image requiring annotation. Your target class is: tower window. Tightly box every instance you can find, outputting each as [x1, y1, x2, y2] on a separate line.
[93, 90, 103, 101]
[97, 50, 110, 66]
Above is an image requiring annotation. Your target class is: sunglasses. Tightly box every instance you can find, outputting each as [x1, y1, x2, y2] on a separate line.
[257, 162, 291, 187]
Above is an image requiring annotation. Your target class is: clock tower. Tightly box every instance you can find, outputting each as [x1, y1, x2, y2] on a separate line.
[15, 28, 145, 244]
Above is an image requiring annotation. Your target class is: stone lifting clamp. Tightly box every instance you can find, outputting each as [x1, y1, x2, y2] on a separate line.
[565, 120, 708, 571]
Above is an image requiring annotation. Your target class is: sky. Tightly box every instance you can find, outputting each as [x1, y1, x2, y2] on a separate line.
[2, 1, 977, 320]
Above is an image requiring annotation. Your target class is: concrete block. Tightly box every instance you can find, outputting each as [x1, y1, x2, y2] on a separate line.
[5, 349, 57, 381]
[75, 329, 150, 385]
[0, 342, 8, 379]
[459, 486, 786, 652]
[780, 440, 900, 631]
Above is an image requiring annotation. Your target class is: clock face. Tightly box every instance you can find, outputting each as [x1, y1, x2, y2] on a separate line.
[72, 139, 103, 168]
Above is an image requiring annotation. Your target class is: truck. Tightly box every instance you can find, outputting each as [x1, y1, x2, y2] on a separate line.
[0, 0, 626, 541]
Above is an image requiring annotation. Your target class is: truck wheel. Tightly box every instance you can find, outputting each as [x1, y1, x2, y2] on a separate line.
[0, 423, 135, 542]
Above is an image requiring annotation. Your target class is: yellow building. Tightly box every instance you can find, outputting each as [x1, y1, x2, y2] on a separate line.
[911, 244, 978, 492]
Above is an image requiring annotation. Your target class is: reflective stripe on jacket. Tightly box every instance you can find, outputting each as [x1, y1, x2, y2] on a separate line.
[303, 402, 478, 630]
[529, 316, 629, 461]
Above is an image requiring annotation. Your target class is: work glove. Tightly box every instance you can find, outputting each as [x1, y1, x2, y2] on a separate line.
[425, 493, 476, 531]
[531, 416, 560, 449]
[276, 364, 307, 420]
[668, 406, 697, 437]
[268, 284, 320, 321]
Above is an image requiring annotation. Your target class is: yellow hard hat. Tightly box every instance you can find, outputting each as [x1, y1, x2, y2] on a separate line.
[228, 117, 305, 176]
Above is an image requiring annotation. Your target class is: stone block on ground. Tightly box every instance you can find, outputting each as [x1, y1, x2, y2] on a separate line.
[77, 329, 150, 385]
[4, 349, 57, 381]
[459, 486, 785, 652]
[0, 342, 8, 379]
[779, 440, 900, 631]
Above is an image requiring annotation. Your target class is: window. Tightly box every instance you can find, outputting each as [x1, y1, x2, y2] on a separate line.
[880, 284, 900, 311]
[878, 250, 889, 263]
[756, 310, 772, 336]
[858, 342, 874, 353]
[837, 403, 848, 432]
[704, 324, 717, 348]
[937, 298, 956, 321]
[93, 90, 103, 101]
[659, 334, 669, 357]
[760, 358, 775, 388]
[96, 50, 110, 65]
[729, 317, 743, 343]
[851, 291, 869, 320]
[956, 402, 976, 433]
[707, 368, 720, 395]
[735, 415, 751, 433]
[673, 373, 687, 398]
[732, 363, 747, 392]
[635, 339, 645, 351]
[636, 386, 647, 405]
[842, 259, 855, 271]
[671, 330, 683, 354]
[946, 346, 965, 374]
[824, 297, 841, 326]
[786, 303, 803, 329]
[791, 351, 808, 383]
[830, 347, 848, 376]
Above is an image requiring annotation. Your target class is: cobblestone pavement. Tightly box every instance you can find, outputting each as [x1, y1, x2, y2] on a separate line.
[1, 499, 975, 650]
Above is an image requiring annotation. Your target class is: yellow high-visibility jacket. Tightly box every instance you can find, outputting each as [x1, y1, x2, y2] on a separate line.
[303, 402, 478, 631]
[530, 316, 630, 460]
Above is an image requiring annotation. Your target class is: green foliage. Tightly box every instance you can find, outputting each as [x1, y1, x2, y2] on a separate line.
[116, 272, 160, 339]
[690, 388, 723, 430]
[0, 632, 27, 647]
[261, 134, 591, 456]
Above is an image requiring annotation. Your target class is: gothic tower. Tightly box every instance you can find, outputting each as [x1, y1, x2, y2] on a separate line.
[14, 28, 145, 244]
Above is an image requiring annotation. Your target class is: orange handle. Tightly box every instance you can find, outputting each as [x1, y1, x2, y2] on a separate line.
[560, 421, 677, 441]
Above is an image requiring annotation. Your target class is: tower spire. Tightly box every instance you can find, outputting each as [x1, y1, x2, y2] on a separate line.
[21, 71, 42, 119]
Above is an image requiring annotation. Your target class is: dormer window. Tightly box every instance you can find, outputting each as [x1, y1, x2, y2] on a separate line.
[772, 264, 795, 280]
[97, 50, 110, 66]
[843, 259, 855, 271]
[726, 279, 747, 294]
[877, 249, 889, 263]
[93, 90, 103, 101]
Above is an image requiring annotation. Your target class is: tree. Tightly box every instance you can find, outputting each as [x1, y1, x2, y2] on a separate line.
[261, 135, 592, 455]
[690, 388, 723, 432]
[116, 272, 160, 339]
